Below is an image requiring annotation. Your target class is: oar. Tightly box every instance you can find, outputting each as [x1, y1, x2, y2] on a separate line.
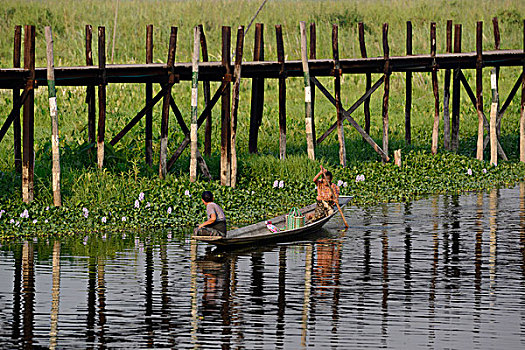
[321, 169, 349, 228]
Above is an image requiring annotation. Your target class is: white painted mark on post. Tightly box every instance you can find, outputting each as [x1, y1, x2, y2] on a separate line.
[191, 87, 198, 107]
[49, 97, 57, 117]
[491, 72, 497, 90]
[190, 123, 198, 142]
[305, 86, 311, 103]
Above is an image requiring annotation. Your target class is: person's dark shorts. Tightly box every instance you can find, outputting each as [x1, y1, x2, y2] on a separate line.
[194, 220, 226, 237]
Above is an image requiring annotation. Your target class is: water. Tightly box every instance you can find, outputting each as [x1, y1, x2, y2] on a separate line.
[1, 184, 525, 349]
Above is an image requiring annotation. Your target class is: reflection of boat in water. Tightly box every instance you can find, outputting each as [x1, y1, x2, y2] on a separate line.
[193, 196, 352, 247]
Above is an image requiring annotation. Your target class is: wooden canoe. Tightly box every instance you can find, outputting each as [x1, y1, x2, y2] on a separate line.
[193, 196, 352, 247]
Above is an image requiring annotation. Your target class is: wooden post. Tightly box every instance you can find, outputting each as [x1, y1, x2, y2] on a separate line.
[145, 24, 153, 166]
[190, 26, 200, 183]
[443, 20, 453, 150]
[430, 22, 440, 155]
[159, 27, 177, 179]
[493, 17, 501, 139]
[300, 21, 315, 160]
[85, 25, 96, 152]
[230, 26, 244, 188]
[198, 25, 212, 157]
[97, 26, 106, 169]
[382, 23, 390, 161]
[332, 24, 346, 167]
[276, 24, 286, 160]
[451, 24, 462, 151]
[490, 68, 498, 166]
[520, 20, 525, 163]
[22, 25, 35, 203]
[13, 25, 22, 173]
[309, 23, 317, 146]
[394, 149, 402, 167]
[476, 21, 484, 161]
[359, 22, 372, 137]
[404, 21, 412, 145]
[221, 26, 232, 186]
[45, 27, 62, 207]
[249, 23, 264, 154]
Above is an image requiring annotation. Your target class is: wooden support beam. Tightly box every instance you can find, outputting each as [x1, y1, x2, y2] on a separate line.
[332, 24, 346, 167]
[358, 22, 372, 138]
[22, 25, 35, 203]
[314, 75, 384, 145]
[490, 68, 498, 166]
[145, 24, 153, 166]
[190, 26, 200, 183]
[405, 21, 412, 145]
[97, 26, 106, 169]
[276, 24, 286, 160]
[309, 22, 317, 146]
[0, 85, 31, 144]
[458, 71, 508, 160]
[382, 23, 390, 161]
[45, 26, 62, 207]
[221, 26, 232, 186]
[451, 24, 462, 151]
[476, 21, 484, 161]
[159, 26, 177, 179]
[198, 24, 212, 157]
[521, 19, 525, 163]
[85, 25, 96, 153]
[13, 25, 22, 173]
[443, 20, 453, 150]
[230, 26, 245, 188]
[249, 23, 264, 154]
[430, 22, 440, 155]
[312, 76, 388, 161]
[300, 21, 315, 160]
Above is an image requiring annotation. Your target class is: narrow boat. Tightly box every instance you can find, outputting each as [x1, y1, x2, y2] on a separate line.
[193, 196, 352, 247]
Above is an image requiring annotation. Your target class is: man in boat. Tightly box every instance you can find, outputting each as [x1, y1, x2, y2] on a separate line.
[308, 166, 340, 222]
[194, 191, 227, 237]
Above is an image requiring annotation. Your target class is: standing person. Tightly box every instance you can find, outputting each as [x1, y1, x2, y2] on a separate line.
[194, 191, 227, 237]
[308, 165, 340, 222]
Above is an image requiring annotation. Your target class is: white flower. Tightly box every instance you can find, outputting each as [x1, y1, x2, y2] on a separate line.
[167, 233, 172, 240]
[337, 180, 343, 187]
[45, 206, 50, 211]
[273, 180, 279, 188]
[138, 192, 145, 201]
[134, 200, 140, 209]
[20, 209, 29, 219]
[467, 168, 473, 176]
[167, 207, 172, 214]
[10, 219, 14, 224]
[343, 182, 348, 188]
[122, 216, 127, 222]
[146, 202, 151, 208]
[32, 219, 37, 224]
[184, 190, 191, 197]
[483, 168, 487, 174]
[45, 219, 49, 224]
[101, 216, 107, 223]
[279, 180, 284, 188]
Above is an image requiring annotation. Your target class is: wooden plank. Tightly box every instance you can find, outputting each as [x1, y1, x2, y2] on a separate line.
[300, 21, 315, 160]
[309, 22, 317, 146]
[22, 25, 35, 203]
[313, 76, 388, 161]
[382, 23, 390, 160]
[276, 24, 286, 160]
[13, 25, 22, 173]
[451, 24, 462, 151]
[85, 25, 96, 148]
[45, 27, 62, 207]
[359, 22, 372, 137]
[230, 26, 245, 188]
[430, 22, 440, 155]
[97, 26, 106, 169]
[190, 26, 200, 182]
[221, 26, 232, 186]
[315, 75, 384, 145]
[332, 24, 346, 167]
[476, 21, 484, 160]
[159, 26, 177, 179]
[443, 20, 453, 150]
[490, 68, 498, 165]
[145, 24, 153, 166]
[249, 23, 264, 154]
[198, 24, 212, 157]
[405, 21, 412, 145]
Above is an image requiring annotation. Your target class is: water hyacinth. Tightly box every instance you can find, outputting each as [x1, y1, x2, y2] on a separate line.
[32, 219, 37, 224]
[355, 174, 365, 183]
[45, 219, 49, 224]
[134, 200, 140, 209]
[122, 216, 127, 222]
[138, 192, 145, 201]
[483, 168, 487, 174]
[83, 236, 88, 245]
[343, 182, 348, 188]
[101, 217, 107, 224]
[0, 210, 4, 219]
[167, 207, 172, 215]
[273, 180, 279, 188]
[82, 207, 89, 219]
[145, 202, 151, 208]
[337, 180, 343, 187]
[20, 209, 29, 219]
[279, 180, 284, 188]
[467, 168, 473, 176]
[9, 219, 14, 224]
[184, 190, 191, 197]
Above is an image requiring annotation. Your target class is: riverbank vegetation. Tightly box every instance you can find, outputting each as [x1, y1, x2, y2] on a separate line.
[0, 0, 524, 239]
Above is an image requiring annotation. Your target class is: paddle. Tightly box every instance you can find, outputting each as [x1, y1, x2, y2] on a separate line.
[320, 166, 349, 228]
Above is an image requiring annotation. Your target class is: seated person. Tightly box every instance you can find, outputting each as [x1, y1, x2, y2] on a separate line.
[194, 191, 227, 237]
[308, 166, 340, 222]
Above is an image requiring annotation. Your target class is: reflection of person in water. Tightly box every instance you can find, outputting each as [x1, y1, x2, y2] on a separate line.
[314, 240, 342, 297]
[197, 249, 230, 322]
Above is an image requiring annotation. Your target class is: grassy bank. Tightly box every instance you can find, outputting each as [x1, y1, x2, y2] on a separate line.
[0, 0, 524, 238]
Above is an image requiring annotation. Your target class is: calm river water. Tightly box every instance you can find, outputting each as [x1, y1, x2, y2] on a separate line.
[1, 184, 525, 349]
